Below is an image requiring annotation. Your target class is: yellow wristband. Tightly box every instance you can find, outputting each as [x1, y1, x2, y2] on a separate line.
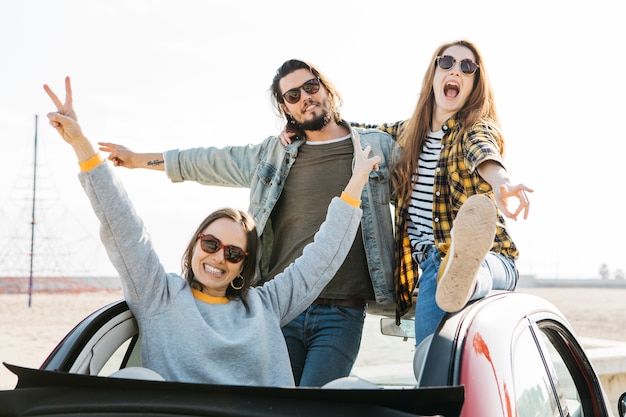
[78, 153, 104, 172]
[340, 192, 361, 208]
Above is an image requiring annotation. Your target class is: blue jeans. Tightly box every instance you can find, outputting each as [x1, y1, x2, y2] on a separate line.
[414, 248, 518, 346]
[282, 303, 366, 387]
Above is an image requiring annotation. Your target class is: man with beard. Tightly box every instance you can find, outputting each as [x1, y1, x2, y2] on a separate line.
[99, 59, 397, 387]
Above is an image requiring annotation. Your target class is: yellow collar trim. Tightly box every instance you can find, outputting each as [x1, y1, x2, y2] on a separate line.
[191, 288, 230, 304]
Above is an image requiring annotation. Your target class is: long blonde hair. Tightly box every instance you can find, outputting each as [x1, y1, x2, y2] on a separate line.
[393, 40, 504, 204]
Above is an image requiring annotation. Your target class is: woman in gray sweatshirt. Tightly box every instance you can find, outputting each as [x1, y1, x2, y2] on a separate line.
[43, 77, 380, 387]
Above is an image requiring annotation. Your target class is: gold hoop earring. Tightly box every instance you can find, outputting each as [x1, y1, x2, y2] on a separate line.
[230, 274, 244, 290]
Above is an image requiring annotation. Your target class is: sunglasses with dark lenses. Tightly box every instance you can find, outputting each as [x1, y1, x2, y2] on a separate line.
[281, 78, 321, 104]
[197, 234, 248, 264]
[436, 55, 479, 75]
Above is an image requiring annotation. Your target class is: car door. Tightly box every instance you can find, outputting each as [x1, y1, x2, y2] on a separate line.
[511, 312, 612, 417]
[39, 299, 141, 376]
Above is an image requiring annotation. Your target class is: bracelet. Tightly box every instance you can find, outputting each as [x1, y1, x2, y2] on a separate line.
[340, 192, 361, 208]
[78, 153, 104, 172]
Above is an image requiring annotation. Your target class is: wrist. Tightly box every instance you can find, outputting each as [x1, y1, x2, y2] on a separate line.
[73, 138, 97, 162]
[344, 177, 367, 197]
[78, 153, 104, 172]
[340, 191, 361, 207]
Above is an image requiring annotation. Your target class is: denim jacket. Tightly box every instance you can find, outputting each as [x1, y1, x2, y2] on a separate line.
[163, 121, 396, 306]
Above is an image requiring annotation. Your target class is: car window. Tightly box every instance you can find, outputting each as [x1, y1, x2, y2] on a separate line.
[538, 331, 583, 417]
[97, 334, 141, 377]
[513, 326, 561, 417]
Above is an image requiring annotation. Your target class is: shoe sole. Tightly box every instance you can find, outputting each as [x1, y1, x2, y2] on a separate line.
[436, 195, 497, 313]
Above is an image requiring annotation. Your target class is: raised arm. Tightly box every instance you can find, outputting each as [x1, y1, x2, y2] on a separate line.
[44, 76, 172, 314]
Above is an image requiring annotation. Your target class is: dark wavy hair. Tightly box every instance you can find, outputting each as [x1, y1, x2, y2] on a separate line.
[270, 59, 343, 137]
[181, 208, 258, 299]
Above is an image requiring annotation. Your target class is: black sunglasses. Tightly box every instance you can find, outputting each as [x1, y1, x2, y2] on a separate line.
[197, 234, 248, 264]
[281, 78, 321, 104]
[436, 55, 479, 75]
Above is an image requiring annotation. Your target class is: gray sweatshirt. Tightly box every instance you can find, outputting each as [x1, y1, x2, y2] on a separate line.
[79, 163, 362, 387]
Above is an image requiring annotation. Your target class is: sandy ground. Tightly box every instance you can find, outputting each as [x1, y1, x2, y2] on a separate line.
[1, 287, 625, 390]
[0, 291, 124, 390]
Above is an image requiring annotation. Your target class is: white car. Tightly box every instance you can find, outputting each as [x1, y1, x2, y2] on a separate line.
[0, 291, 623, 417]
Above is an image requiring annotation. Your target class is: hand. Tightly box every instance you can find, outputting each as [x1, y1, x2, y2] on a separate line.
[477, 160, 533, 221]
[352, 131, 380, 177]
[343, 131, 381, 200]
[43, 76, 83, 145]
[99, 142, 137, 168]
[279, 128, 296, 146]
[43, 76, 95, 161]
[493, 183, 533, 220]
[99, 143, 165, 171]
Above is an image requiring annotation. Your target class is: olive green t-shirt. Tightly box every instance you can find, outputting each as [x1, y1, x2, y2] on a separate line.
[267, 137, 374, 300]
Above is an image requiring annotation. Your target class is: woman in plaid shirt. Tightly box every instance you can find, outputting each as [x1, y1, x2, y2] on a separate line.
[353, 40, 533, 346]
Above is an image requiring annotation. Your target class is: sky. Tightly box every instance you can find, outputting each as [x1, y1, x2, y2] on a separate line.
[0, 0, 624, 280]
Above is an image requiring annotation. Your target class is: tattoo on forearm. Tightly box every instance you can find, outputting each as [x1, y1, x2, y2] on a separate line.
[147, 159, 164, 167]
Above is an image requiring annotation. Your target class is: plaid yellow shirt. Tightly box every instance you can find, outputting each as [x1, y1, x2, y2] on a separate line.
[393, 198, 418, 321]
[433, 116, 518, 262]
[354, 117, 519, 320]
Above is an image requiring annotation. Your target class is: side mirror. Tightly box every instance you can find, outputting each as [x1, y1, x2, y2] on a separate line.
[380, 317, 415, 341]
[619, 391, 626, 417]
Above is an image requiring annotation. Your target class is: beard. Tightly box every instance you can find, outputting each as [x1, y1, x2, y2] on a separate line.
[297, 109, 332, 131]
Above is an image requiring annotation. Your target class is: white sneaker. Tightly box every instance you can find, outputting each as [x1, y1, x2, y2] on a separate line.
[435, 194, 496, 313]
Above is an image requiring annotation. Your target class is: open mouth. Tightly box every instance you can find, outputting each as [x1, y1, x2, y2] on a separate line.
[444, 82, 460, 98]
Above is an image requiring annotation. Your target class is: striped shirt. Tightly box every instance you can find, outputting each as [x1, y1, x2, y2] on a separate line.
[407, 130, 443, 261]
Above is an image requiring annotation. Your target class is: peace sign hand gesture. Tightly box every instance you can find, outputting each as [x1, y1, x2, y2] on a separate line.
[342, 131, 381, 202]
[43, 76, 96, 161]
